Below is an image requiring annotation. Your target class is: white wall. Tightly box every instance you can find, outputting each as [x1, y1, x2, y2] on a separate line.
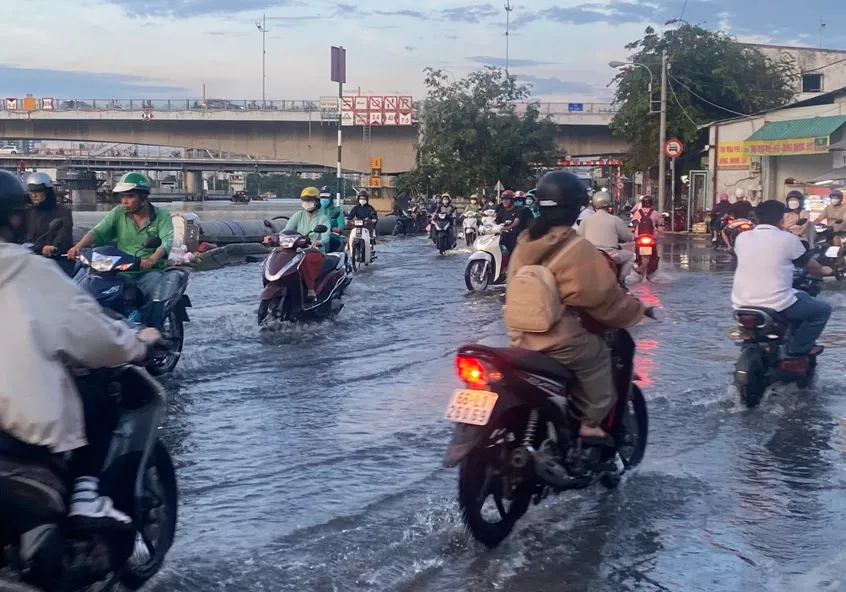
[751, 44, 846, 101]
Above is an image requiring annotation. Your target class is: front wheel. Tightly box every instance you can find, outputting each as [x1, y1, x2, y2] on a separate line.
[146, 312, 183, 376]
[438, 234, 449, 255]
[350, 242, 361, 271]
[601, 384, 648, 488]
[465, 260, 490, 292]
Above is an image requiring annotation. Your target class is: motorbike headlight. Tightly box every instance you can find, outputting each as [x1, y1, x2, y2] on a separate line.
[90, 253, 121, 272]
[355, 220, 364, 226]
[279, 236, 296, 248]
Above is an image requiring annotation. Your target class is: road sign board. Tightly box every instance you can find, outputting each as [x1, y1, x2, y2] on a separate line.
[664, 138, 683, 158]
[369, 111, 383, 125]
[385, 96, 397, 110]
[384, 111, 398, 125]
[341, 110, 354, 126]
[616, 181, 624, 189]
[398, 112, 412, 125]
[354, 97, 368, 111]
[399, 96, 413, 111]
[341, 97, 354, 110]
[354, 112, 367, 125]
[568, 103, 584, 112]
[368, 96, 383, 110]
[494, 180, 504, 191]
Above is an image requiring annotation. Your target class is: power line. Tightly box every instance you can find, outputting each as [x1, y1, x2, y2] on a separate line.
[679, 0, 688, 21]
[668, 76, 700, 127]
[669, 74, 750, 117]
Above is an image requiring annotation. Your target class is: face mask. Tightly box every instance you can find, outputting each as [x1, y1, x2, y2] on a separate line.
[320, 198, 331, 208]
[359, 199, 367, 206]
[788, 200, 800, 209]
[302, 201, 317, 212]
[526, 199, 534, 205]
[833, 199, 843, 206]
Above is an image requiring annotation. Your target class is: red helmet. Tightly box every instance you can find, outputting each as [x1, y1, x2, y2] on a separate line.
[501, 190, 515, 200]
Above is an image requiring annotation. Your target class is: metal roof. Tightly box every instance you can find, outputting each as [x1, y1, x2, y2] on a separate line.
[746, 115, 846, 141]
[811, 166, 846, 183]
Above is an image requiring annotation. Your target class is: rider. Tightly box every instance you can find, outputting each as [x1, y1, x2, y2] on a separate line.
[0, 169, 161, 531]
[464, 194, 482, 216]
[495, 190, 533, 253]
[506, 170, 649, 443]
[319, 186, 345, 252]
[814, 189, 846, 246]
[25, 172, 73, 259]
[631, 195, 661, 236]
[265, 187, 331, 300]
[578, 191, 635, 283]
[732, 199, 832, 357]
[427, 194, 442, 215]
[710, 193, 732, 247]
[67, 172, 174, 329]
[782, 189, 814, 247]
[347, 189, 379, 251]
[514, 190, 527, 209]
[727, 188, 754, 220]
[524, 189, 539, 217]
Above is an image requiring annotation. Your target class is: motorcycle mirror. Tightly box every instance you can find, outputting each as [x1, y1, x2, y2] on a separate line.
[263, 219, 275, 229]
[48, 218, 63, 232]
[143, 236, 162, 249]
[313, 225, 328, 234]
[796, 218, 808, 225]
[836, 219, 844, 224]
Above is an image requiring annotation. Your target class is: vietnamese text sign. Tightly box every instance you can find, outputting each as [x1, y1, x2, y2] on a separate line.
[743, 137, 830, 156]
[717, 142, 750, 169]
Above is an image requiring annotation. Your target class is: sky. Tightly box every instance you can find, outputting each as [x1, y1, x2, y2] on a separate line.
[2, 0, 846, 103]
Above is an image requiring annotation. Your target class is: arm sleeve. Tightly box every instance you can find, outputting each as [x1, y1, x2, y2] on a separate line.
[53, 207, 74, 253]
[316, 217, 331, 250]
[58, 292, 148, 368]
[90, 207, 119, 245]
[284, 211, 300, 231]
[616, 218, 634, 242]
[370, 206, 379, 220]
[788, 234, 807, 261]
[577, 219, 587, 237]
[156, 211, 174, 254]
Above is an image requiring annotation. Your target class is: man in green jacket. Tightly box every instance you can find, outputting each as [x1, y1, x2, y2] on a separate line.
[68, 172, 174, 327]
[319, 186, 345, 252]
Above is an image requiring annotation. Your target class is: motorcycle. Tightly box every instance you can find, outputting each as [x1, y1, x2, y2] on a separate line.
[814, 220, 846, 280]
[465, 223, 507, 292]
[733, 266, 823, 408]
[443, 327, 648, 548]
[0, 349, 178, 591]
[23, 219, 75, 277]
[634, 234, 659, 279]
[258, 225, 351, 325]
[347, 218, 376, 270]
[462, 215, 480, 247]
[73, 237, 191, 376]
[433, 212, 456, 255]
[392, 209, 413, 236]
[411, 205, 428, 233]
[722, 217, 755, 253]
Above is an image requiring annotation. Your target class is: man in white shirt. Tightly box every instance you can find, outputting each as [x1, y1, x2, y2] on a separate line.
[732, 200, 832, 356]
[579, 191, 635, 282]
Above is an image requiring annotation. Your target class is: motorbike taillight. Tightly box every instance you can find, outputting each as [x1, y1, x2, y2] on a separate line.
[456, 355, 501, 389]
[637, 235, 655, 246]
[737, 315, 758, 329]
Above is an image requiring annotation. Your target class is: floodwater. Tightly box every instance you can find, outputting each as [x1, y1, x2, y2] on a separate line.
[147, 235, 846, 591]
[71, 199, 300, 227]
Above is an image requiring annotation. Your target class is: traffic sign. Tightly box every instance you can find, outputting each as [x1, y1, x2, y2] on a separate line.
[664, 138, 683, 158]
[494, 180, 504, 191]
[616, 181, 624, 190]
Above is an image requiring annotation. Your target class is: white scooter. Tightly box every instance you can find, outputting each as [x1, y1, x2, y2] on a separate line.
[462, 215, 480, 247]
[465, 222, 507, 292]
[347, 218, 375, 270]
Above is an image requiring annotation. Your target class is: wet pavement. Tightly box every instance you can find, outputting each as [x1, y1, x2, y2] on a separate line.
[148, 234, 846, 592]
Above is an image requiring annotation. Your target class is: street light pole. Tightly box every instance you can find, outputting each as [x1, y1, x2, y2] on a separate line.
[255, 14, 269, 107]
[658, 49, 668, 214]
[504, 0, 513, 73]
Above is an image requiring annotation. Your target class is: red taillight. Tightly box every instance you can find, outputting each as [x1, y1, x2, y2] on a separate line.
[737, 315, 758, 329]
[637, 235, 655, 246]
[726, 217, 734, 224]
[739, 223, 751, 231]
[456, 355, 500, 389]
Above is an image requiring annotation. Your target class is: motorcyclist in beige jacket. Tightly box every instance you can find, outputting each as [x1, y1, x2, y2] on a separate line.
[0, 170, 160, 529]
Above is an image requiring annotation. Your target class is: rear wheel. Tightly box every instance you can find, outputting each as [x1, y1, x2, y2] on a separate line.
[438, 234, 449, 255]
[146, 312, 183, 376]
[465, 260, 490, 292]
[601, 384, 648, 488]
[739, 362, 768, 408]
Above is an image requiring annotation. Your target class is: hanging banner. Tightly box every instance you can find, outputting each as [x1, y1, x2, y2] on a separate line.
[717, 142, 750, 169]
[743, 137, 830, 156]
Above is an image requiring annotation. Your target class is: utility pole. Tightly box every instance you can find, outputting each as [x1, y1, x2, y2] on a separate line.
[256, 14, 269, 107]
[504, 0, 513, 73]
[819, 18, 826, 48]
[331, 46, 347, 207]
[658, 49, 668, 213]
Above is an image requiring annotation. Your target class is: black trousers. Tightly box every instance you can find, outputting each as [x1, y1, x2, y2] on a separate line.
[70, 379, 120, 479]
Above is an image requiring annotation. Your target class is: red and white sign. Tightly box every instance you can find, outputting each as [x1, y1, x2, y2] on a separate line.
[369, 111, 383, 125]
[341, 110, 354, 126]
[142, 111, 153, 121]
[368, 96, 383, 110]
[616, 181, 624, 190]
[354, 97, 368, 111]
[384, 111, 398, 125]
[399, 112, 412, 125]
[384, 96, 397, 110]
[4, 98, 18, 110]
[664, 138, 683, 158]
[399, 96, 412, 111]
[354, 111, 368, 125]
[341, 97, 354, 110]
[41, 98, 54, 110]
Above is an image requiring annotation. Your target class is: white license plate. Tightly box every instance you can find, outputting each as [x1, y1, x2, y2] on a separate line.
[639, 247, 653, 255]
[826, 246, 840, 258]
[445, 389, 499, 425]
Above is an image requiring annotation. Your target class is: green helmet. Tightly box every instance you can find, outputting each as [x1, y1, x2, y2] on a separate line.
[114, 171, 152, 195]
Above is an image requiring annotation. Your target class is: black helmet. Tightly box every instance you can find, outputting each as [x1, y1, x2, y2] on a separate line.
[535, 171, 589, 224]
[831, 189, 843, 202]
[641, 196, 653, 208]
[0, 170, 29, 228]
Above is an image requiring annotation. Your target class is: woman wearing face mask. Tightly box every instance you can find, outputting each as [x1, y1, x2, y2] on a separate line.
[319, 186, 345, 251]
[782, 190, 814, 247]
[814, 189, 846, 246]
[347, 189, 379, 250]
[25, 172, 73, 256]
[525, 189, 539, 217]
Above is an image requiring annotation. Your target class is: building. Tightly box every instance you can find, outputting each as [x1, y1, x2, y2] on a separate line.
[707, 86, 846, 212]
[746, 44, 846, 102]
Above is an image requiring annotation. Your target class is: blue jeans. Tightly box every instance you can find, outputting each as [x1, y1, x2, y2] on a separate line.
[782, 292, 832, 355]
[125, 271, 165, 328]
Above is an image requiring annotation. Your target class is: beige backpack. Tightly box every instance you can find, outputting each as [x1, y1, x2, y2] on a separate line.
[504, 238, 580, 333]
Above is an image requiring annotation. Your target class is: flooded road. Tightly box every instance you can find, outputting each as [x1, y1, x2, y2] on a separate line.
[149, 235, 846, 591]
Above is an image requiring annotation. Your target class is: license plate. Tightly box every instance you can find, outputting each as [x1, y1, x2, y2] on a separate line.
[445, 389, 498, 425]
[826, 246, 840, 258]
[639, 247, 653, 255]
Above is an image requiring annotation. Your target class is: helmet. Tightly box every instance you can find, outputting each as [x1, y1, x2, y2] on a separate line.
[319, 185, 333, 197]
[735, 188, 745, 199]
[470, 193, 478, 201]
[357, 189, 369, 199]
[113, 171, 151, 195]
[515, 190, 526, 198]
[535, 171, 588, 214]
[300, 186, 321, 200]
[786, 189, 804, 200]
[641, 196, 653, 208]
[501, 190, 515, 200]
[831, 189, 844, 202]
[441, 193, 451, 203]
[0, 171, 29, 228]
[719, 192, 729, 201]
[26, 172, 53, 192]
[592, 191, 612, 210]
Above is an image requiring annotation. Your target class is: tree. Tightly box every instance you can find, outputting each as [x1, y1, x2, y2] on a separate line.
[398, 66, 559, 196]
[610, 24, 798, 174]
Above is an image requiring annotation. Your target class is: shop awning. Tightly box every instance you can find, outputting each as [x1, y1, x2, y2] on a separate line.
[744, 115, 846, 156]
[811, 167, 846, 183]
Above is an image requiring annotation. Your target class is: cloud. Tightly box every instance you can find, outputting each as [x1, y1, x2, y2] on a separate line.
[440, 3, 498, 23]
[105, 0, 296, 18]
[374, 9, 428, 19]
[0, 65, 189, 97]
[335, 3, 368, 17]
[467, 56, 554, 67]
[518, 74, 597, 96]
[510, 0, 659, 30]
[405, 45, 416, 52]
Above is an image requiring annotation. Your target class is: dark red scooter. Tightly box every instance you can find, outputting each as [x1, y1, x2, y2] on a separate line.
[258, 225, 352, 325]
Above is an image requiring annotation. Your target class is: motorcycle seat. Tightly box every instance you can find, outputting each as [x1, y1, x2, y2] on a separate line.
[734, 307, 789, 332]
[316, 254, 343, 283]
[459, 344, 574, 382]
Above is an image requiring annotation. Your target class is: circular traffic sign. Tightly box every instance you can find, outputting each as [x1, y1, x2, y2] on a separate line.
[664, 138, 683, 158]
[616, 181, 624, 190]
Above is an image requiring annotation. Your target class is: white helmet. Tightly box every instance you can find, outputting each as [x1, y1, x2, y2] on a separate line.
[735, 188, 745, 199]
[592, 191, 612, 210]
[26, 172, 53, 191]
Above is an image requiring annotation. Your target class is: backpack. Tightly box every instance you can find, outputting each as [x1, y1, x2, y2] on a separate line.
[504, 238, 581, 333]
[636, 210, 655, 235]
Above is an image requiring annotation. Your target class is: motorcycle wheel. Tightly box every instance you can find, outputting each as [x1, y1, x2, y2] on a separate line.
[465, 260, 490, 292]
[601, 384, 648, 489]
[797, 357, 818, 389]
[739, 364, 768, 408]
[120, 442, 178, 590]
[393, 221, 403, 236]
[146, 312, 183, 376]
[257, 299, 271, 325]
[438, 235, 448, 255]
[350, 243, 360, 272]
[458, 441, 532, 549]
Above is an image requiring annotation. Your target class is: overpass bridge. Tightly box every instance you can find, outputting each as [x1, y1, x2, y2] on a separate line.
[0, 98, 627, 173]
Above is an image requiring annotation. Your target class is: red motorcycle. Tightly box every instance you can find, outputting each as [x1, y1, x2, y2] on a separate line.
[258, 225, 352, 325]
[635, 234, 659, 279]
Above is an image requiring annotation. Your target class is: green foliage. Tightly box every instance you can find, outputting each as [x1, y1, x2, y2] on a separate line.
[399, 66, 559, 196]
[245, 172, 357, 198]
[610, 24, 798, 172]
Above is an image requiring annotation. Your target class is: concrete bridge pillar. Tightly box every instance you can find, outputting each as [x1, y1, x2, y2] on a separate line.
[185, 171, 203, 196]
[57, 168, 99, 208]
